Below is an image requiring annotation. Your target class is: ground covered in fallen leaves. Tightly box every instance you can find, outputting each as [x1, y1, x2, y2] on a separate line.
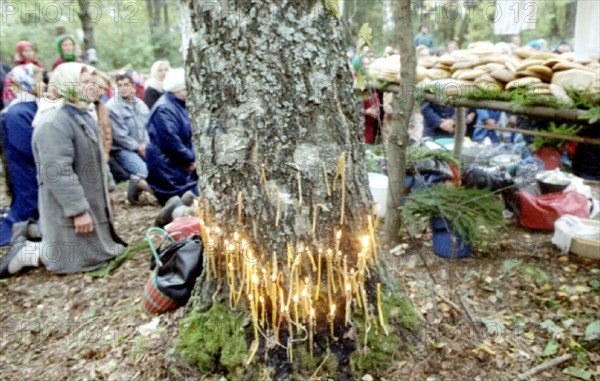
[1, 184, 598, 381]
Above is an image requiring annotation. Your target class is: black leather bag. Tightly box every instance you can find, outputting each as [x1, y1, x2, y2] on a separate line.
[142, 227, 204, 315]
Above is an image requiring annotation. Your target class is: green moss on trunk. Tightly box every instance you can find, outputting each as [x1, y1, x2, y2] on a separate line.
[177, 303, 249, 375]
[351, 296, 420, 375]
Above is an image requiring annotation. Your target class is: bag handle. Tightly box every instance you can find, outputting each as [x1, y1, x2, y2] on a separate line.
[145, 227, 175, 268]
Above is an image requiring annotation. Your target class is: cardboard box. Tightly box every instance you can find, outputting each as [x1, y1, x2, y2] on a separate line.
[570, 218, 600, 260]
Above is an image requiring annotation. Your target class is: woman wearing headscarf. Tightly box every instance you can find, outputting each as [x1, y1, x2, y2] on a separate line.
[51, 34, 83, 70]
[145, 68, 198, 205]
[143, 60, 170, 110]
[0, 63, 126, 278]
[13, 41, 46, 70]
[3, 41, 46, 106]
[0, 64, 44, 247]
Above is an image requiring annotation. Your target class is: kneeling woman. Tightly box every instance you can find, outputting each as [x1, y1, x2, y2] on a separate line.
[145, 68, 198, 205]
[1, 63, 126, 277]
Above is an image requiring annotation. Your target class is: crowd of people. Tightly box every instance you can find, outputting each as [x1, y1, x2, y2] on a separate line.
[0, 28, 596, 278]
[0, 36, 199, 278]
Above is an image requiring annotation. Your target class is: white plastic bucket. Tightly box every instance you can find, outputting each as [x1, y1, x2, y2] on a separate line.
[368, 173, 388, 217]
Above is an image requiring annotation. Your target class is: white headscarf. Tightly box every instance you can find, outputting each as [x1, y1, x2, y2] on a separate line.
[33, 62, 93, 127]
[145, 60, 170, 92]
[2, 63, 40, 113]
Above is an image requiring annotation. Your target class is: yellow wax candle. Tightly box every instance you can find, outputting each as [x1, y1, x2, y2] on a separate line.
[345, 283, 352, 326]
[293, 294, 299, 331]
[238, 191, 243, 222]
[205, 227, 211, 280]
[337, 251, 344, 294]
[228, 262, 235, 306]
[271, 276, 278, 329]
[261, 268, 268, 292]
[309, 308, 315, 357]
[300, 287, 308, 323]
[275, 186, 280, 227]
[287, 306, 294, 362]
[329, 304, 336, 338]
[249, 294, 258, 341]
[314, 250, 322, 301]
[322, 162, 331, 197]
[368, 216, 378, 263]
[339, 153, 346, 225]
[261, 163, 270, 201]
[259, 295, 265, 326]
[377, 283, 389, 336]
[306, 250, 317, 272]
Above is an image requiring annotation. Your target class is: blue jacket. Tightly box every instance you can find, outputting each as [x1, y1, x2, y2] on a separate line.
[421, 102, 455, 138]
[0, 101, 39, 246]
[145, 93, 198, 205]
[473, 109, 502, 143]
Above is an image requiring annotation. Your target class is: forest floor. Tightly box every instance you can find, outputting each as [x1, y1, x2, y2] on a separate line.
[0, 184, 598, 381]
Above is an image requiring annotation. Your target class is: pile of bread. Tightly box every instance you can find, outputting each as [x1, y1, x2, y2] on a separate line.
[368, 42, 600, 102]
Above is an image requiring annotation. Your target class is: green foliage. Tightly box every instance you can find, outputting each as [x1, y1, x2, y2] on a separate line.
[356, 23, 373, 51]
[0, 0, 182, 72]
[406, 145, 461, 170]
[87, 240, 149, 278]
[324, 0, 341, 19]
[402, 184, 505, 249]
[531, 122, 583, 150]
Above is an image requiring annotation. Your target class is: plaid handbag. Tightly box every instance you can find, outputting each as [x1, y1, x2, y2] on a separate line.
[142, 227, 204, 315]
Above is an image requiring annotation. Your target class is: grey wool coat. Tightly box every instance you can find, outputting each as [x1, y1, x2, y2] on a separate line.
[32, 105, 126, 274]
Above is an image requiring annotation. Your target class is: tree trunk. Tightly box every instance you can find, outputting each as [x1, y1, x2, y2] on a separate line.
[77, 0, 96, 52]
[564, 0, 577, 38]
[179, 1, 418, 379]
[146, 0, 154, 31]
[163, 0, 169, 25]
[384, 0, 416, 246]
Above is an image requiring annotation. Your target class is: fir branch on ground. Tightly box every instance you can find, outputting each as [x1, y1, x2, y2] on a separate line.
[87, 240, 149, 278]
[402, 184, 505, 250]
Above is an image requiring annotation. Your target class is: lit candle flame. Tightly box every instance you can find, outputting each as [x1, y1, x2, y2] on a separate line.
[362, 235, 369, 249]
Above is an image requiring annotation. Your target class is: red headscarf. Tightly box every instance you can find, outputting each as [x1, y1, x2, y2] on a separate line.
[13, 41, 46, 70]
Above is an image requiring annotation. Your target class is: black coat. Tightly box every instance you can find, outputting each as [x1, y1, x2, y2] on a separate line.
[143, 87, 163, 110]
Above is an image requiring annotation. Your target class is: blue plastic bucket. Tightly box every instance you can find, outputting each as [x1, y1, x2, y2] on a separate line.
[430, 217, 473, 259]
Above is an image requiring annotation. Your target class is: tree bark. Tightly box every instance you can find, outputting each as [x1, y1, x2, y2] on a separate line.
[384, 0, 416, 246]
[77, 0, 96, 52]
[180, 0, 416, 379]
[564, 1, 577, 39]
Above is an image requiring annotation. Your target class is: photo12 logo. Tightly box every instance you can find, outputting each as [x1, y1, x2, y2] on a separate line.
[1, 1, 140, 24]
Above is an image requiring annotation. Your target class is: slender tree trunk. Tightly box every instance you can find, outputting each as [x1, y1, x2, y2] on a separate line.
[163, 0, 169, 25]
[180, 1, 417, 379]
[564, 0, 577, 38]
[77, 0, 96, 52]
[384, 0, 416, 246]
[146, 0, 154, 30]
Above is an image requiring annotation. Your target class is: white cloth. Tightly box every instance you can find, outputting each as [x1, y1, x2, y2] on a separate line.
[574, 0, 600, 61]
[494, 0, 538, 36]
[163, 68, 186, 93]
[551, 215, 600, 254]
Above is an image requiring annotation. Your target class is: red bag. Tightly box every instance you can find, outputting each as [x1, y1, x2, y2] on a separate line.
[164, 217, 202, 241]
[518, 191, 590, 231]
